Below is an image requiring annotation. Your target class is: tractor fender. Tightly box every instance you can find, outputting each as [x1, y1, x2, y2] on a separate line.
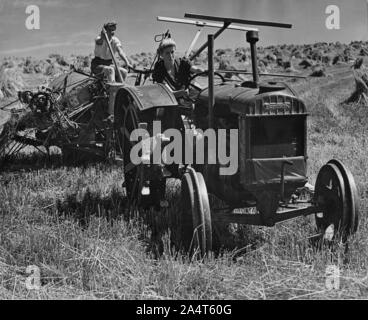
[109, 83, 178, 115]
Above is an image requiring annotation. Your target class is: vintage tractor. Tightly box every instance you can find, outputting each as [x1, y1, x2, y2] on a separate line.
[114, 13, 360, 257]
[0, 14, 360, 259]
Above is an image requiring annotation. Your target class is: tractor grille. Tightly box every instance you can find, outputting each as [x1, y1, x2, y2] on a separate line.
[245, 95, 307, 116]
[249, 116, 305, 158]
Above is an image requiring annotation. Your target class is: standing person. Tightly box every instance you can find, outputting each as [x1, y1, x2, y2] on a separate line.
[152, 38, 204, 91]
[91, 21, 133, 82]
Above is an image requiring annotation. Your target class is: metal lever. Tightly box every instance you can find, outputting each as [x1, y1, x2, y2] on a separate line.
[186, 28, 202, 58]
[280, 160, 293, 203]
[101, 27, 124, 83]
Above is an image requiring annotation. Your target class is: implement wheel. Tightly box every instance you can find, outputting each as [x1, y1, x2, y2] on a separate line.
[314, 161, 359, 242]
[180, 167, 212, 258]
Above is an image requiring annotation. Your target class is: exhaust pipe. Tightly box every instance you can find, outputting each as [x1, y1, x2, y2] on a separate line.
[246, 30, 259, 87]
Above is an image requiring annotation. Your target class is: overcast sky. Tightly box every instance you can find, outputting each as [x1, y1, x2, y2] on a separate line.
[0, 0, 367, 58]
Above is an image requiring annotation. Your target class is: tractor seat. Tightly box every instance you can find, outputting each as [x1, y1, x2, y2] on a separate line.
[91, 70, 124, 83]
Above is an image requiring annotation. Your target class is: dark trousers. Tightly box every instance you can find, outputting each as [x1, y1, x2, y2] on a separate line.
[91, 57, 113, 75]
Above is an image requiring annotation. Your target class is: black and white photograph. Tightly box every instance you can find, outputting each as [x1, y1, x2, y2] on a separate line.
[0, 0, 368, 303]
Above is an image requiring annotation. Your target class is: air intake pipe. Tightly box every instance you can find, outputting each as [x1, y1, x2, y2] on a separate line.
[246, 30, 259, 88]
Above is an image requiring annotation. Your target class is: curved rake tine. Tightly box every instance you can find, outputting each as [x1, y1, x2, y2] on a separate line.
[12, 142, 26, 156]
[5, 141, 24, 158]
[33, 145, 47, 155]
[5, 141, 18, 157]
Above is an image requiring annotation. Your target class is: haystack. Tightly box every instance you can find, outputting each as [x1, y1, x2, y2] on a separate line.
[353, 57, 364, 70]
[22, 58, 47, 74]
[332, 55, 342, 65]
[282, 60, 292, 69]
[45, 62, 64, 76]
[321, 55, 332, 65]
[218, 58, 245, 80]
[258, 60, 268, 73]
[347, 66, 368, 104]
[360, 48, 368, 56]
[0, 67, 25, 98]
[310, 66, 326, 77]
[238, 54, 247, 63]
[299, 59, 312, 69]
[234, 47, 246, 58]
[0, 110, 11, 135]
[311, 49, 323, 62]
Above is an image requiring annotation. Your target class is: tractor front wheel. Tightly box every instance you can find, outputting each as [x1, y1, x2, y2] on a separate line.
[179, 167, 213, 258]
[314, 161, 359, 242]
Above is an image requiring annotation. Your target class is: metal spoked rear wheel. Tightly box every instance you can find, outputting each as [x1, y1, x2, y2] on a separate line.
[114, 94, 165, 210]
[114, 95, 143, 207]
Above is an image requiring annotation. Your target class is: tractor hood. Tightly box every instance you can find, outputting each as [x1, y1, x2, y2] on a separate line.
[196, 82, 307, 117]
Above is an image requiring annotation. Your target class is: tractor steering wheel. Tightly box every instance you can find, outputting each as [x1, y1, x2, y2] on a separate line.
[186, 70, 226, 91]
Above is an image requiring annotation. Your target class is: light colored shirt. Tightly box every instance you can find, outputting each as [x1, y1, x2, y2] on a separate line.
[94, 35, 122, 60]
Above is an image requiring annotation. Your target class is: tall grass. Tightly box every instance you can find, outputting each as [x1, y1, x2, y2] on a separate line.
[1, 56, 368, 299]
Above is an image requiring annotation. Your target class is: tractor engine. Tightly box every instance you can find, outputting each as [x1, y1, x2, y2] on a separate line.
[194, 81, 308, 207]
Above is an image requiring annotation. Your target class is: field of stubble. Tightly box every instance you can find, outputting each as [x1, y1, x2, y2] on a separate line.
[1, 60, 368, 300]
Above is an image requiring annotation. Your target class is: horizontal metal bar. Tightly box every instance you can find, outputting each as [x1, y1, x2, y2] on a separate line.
[63, 145, 105, 156]
[157, 16, 258, 32]
[273, 206, 319, 223]
[212, 213, 263, 226]
[212, 205, 318, 226]
[0, 98, 20, 110]
[241, 114, 309, 117]
[185, 13, 292, 29]
[63, 142, 103, 148]
[190, 22, 230, 61]
[216, 69, 308, 79]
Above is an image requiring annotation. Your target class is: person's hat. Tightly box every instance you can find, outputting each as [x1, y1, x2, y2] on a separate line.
[104, 21, 117, 31]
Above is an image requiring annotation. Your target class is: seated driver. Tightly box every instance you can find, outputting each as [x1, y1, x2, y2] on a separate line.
[151, 39, 205, 178]
[91, 21, 133, 82]
[152, 38, 204, 92]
